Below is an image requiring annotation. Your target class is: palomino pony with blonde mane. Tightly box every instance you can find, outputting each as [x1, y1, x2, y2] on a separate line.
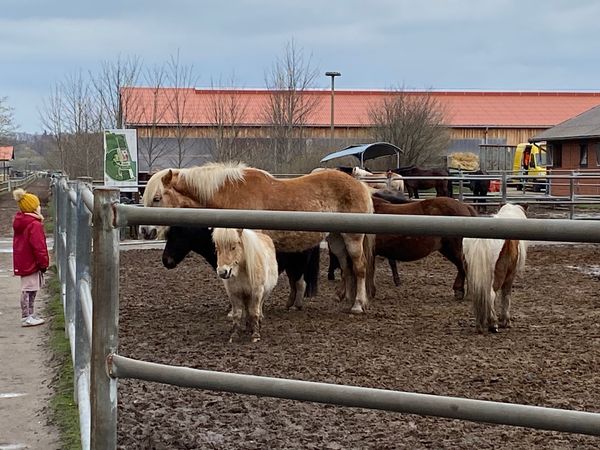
[213, 228, 279, 343]
[463, 203, 528, 333]
[147, 162, 376, 314]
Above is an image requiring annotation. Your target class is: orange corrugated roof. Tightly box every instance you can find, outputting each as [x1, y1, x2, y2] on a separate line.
[122, 88, 600, 129]
[0, 146, 14, 161]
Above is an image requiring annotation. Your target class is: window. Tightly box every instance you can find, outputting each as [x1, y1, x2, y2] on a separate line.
[549, 143, 562, 168]
[596, 142, 600, 167]
[580, 143, 588, 168]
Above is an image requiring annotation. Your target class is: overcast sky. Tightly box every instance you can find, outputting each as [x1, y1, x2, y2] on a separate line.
[3, 0, 600, 132]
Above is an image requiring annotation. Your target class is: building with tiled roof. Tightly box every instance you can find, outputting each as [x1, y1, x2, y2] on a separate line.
[121, 88, 600, 172]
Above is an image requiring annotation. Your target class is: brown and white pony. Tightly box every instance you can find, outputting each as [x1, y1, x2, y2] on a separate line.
[148, 162, 376, 314]
[463, 203, 528, 333]
[213, 228, 278, 343]
[352, 166, 405, 192]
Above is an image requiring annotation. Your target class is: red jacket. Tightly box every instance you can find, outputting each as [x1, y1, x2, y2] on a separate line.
[13, 212, 49, 276]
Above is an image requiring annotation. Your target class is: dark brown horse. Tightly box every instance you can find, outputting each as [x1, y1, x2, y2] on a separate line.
[329, 196, 477, 300]
[391, 166, 453, 198]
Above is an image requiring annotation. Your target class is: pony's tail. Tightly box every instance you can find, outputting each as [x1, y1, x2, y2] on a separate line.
[463, 237, 496, 332]
[304, 245, 320, 298]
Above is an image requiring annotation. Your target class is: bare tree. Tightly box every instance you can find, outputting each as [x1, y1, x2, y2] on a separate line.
[369, 89, 450, 167]
[92, 54, 142, 129]
[166, 51, 197, 168]
[206, 74, 249, 162]
[134, 64, 170, 172]
[0, 96, 17, 145]
[40, 72, 104, 178]
[263, 40, 322, 171]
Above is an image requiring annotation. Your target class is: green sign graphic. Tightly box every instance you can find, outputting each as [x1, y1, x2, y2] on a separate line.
[104, 131, 136, 181]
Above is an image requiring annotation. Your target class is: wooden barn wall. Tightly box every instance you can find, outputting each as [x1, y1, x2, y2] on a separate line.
[550, 140, 600, 196]
[134, 125, 545, 147]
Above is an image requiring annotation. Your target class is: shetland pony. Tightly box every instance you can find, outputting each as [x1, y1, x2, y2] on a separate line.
[329, 196, 478, 299]
[390, 166, 453, 198]
[161, 225, 320, 309]
[463, 203, 528, 333]
[213, 228, 279, 343]
[140, 168, 171, 240]
[149, 162, 376, 314]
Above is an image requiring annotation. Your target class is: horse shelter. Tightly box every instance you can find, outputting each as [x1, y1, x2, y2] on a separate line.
[52, 176, 600, 449]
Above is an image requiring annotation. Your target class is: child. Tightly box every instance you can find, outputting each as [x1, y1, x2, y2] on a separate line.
[12, 188, 49, 327]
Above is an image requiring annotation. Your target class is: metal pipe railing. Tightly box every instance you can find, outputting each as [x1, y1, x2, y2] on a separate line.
[109, 354, 600, 437]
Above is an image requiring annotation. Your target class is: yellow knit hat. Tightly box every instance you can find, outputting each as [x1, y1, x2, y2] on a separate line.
[13, 188, 40, 213]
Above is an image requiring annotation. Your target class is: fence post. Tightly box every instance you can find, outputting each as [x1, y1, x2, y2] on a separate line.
[58, 178, 69, 323]
[501, 172, 507, 205]
[91, 188, 120, 450]
[65, 181, 78, 405]
[457, 170, 464, 202]
[569, 171, 576, 220]
[75, 178, 93, 450]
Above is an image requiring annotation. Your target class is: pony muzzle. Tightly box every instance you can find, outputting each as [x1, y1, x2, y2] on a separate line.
[217, 267, 232, 279]
[162, 255, 178, 269]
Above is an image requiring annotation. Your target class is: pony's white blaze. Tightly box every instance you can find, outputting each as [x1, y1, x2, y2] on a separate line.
[140, 168, 172, 240]
[463, 203, 528, 333]
[212, 228, 278, 342]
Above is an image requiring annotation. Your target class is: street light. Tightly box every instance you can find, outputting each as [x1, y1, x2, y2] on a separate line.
[325, 71, 341, 149]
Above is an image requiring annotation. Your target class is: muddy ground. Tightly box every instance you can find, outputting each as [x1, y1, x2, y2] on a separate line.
[117, 242, 600, 449]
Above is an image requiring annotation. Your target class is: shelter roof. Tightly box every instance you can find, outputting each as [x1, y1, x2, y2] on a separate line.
[320, 142, 402, 165]
[0, 146, 14, 161]
[531, 104, 600, 141]
[122, 88, 600, 129]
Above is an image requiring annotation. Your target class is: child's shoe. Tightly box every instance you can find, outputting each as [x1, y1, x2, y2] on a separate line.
[21, 315, 45, 327]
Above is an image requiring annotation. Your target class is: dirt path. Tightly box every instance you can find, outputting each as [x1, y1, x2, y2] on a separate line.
[0, 179, 60, 449]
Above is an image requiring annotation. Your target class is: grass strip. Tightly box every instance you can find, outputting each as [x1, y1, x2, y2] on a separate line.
[45, 268, 82, 450]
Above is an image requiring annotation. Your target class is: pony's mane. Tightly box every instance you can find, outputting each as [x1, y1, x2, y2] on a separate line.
[179, 162, 262, 204]
[212, 228, 268, 288]
[142, 168, 171, 207]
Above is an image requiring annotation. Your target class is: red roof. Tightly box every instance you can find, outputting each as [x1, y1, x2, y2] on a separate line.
[122, 88, 600, 129]
[0, 146, 14, 161]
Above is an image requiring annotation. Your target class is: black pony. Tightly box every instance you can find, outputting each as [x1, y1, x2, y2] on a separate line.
[469, 170, 491, 213]
[390, 166, 453, 198]
[162, 226, 320, 310]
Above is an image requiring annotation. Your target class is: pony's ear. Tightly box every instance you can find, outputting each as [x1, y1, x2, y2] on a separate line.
[517, 202, 529, 211]
[162, 169, 174, 187]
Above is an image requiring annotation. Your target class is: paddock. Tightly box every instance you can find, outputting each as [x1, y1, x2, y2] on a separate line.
[52, 179, 600, 449]
[116, 244, 600, 449]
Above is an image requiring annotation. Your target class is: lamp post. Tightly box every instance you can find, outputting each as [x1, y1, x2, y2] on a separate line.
[325, 71, 341, 149]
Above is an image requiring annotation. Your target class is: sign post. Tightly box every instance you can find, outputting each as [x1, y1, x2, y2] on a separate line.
[103, 129, 138, 192]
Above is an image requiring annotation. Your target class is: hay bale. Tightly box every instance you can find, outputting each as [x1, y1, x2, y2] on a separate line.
[448, 152, 480, 171]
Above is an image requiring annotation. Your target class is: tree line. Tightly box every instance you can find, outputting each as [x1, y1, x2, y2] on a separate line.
[2, 41, 450, 178]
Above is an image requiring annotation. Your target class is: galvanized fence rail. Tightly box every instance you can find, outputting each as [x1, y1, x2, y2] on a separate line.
[53, 181, 600, 450]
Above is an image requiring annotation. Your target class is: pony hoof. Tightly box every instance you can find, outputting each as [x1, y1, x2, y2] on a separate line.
[454, 290, 465, 300]
[489, 325, 499, 333]
[251, 336, 261, 343]
[350, 305, 365, 315]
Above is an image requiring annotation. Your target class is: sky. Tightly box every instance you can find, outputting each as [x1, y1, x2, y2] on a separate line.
[3, 0, 600, 132]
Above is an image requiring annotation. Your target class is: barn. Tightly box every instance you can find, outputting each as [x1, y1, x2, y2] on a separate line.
[121, 88, 600, 173]
[532, 104, 600, 196]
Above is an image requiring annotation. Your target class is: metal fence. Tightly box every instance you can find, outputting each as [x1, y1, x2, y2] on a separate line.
[52, 178, 600, 450]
